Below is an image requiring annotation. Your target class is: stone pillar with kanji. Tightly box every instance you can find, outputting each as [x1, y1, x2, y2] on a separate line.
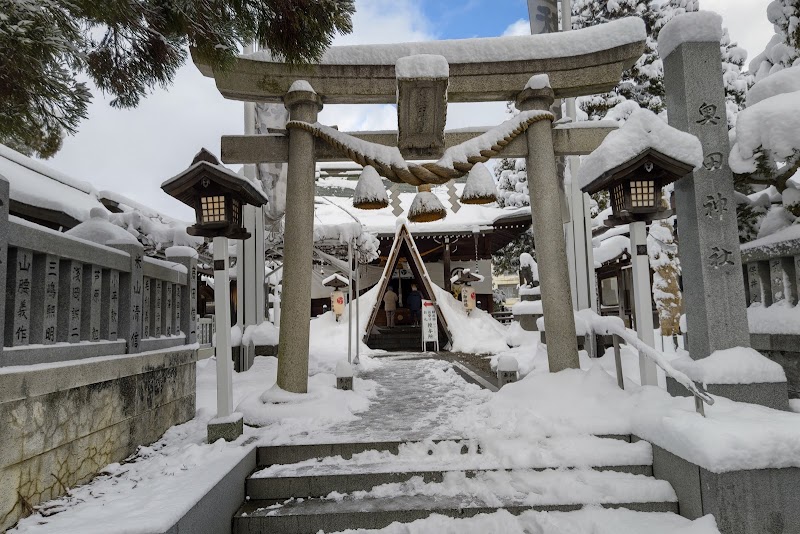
[661, 12, 789, 409]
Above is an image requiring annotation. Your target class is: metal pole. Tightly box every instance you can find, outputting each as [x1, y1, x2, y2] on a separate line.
[213, 236, 234, 418]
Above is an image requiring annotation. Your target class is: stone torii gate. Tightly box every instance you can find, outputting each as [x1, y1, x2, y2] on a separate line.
[193, 17, 647, 393]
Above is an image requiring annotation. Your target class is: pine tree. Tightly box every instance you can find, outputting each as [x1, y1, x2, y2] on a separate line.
[0, 0, 355, 158]
[492, 229, 536, 276]
[749, 0, 800, 82]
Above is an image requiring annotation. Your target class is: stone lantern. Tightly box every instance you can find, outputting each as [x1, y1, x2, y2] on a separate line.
[161, 148, 268, 443]
[580, 146, 695, 386]
[580, 148, 692, 228]
[162, 148, 269, 240]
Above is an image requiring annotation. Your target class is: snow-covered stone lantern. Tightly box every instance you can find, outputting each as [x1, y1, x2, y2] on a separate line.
[577, 109, 702, 386]
[161, 148, 268, 240]
[162, 147, 268, 443]
[323, 273, 349, 322]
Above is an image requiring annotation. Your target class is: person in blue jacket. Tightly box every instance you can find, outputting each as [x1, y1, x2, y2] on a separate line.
[407, 284, 423, 326]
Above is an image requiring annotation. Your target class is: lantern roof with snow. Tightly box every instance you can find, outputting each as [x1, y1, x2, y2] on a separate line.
[161, 148, 269, 239]
[161, 148, 269, 210]
[577, 109, 701, 226]
[322, 273, 350, 289]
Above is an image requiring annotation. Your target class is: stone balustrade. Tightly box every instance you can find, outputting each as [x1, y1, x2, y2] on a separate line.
[741, 236, 800, 398]
[741, 240, 800, 309]
[0, 185, 197, 367]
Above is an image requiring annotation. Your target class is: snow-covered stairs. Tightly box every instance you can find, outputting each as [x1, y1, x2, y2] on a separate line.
[233, 435, 679, 533]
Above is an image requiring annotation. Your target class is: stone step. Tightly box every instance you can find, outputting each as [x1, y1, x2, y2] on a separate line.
[234, 470, 677, 534]
[257, 439, 472, 467]
[255, 435, 634, 467]
[250, 436, 653, 500]
[247, 464, 653, 500]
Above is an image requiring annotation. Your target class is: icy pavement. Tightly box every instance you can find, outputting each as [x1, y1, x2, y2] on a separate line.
[325, 358, 492, 442]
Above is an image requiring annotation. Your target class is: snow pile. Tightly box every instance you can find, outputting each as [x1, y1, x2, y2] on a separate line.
[165, 245, 198, 259]
[536, 313, 590, 336]
[593, 234, 630, 266]
[525, 73, 550, 90]
[9, 417, 254, 534]
[670, 347, 786, 384]
[308, 285, 383, 374]
[326, 507, 720, 534]
[431, 285, 509, 354]
[519, 252, 538, 280]
[657, 11, 723, 59]
[518, 286, 540, 296]
[460, 163, 497, 203]
[336, 360, 354, 378]
[748, 301, 800, 335]
[576, 109, 703, 191]
[353, 165, 389, 207]
[511, 300, 542, 315]
[248, 17, 646, 65]
[237, 376, 377, 427]
[746, 65, 800, 106]
[242, 321, 279, 346]
[632, 391, 800, 473]
[395, 54, 448, 79]
[729, 89, 800, 174]
[65, 207, 140, 246]
[496, 355, 519, 373]
[289, 79, 315, 93]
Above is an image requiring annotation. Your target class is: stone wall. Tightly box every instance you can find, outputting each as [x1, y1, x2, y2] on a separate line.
[0, 347, 196, 531]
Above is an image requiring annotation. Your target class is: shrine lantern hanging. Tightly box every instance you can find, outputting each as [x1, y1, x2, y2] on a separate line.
[452, 269, 482, 314]
[161, 148, 268, 240]
[579, 148, 694, 228]
[322, 273, 350, 322]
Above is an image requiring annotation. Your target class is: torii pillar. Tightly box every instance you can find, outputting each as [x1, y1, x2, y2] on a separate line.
[517, 82, 580, 372]
[277, 82, 322, 393]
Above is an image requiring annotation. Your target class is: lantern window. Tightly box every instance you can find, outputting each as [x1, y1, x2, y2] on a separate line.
[231, 198, 241, 226]
[201, 195, 226, 223]
[612, 183, 625, 213]
[630, 180, 655, 208]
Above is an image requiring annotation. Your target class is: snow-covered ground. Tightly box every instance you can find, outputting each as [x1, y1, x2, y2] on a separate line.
[11, 305, 799, 533]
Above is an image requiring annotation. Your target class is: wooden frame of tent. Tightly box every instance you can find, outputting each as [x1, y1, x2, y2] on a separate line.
[364, 223, 453, 347]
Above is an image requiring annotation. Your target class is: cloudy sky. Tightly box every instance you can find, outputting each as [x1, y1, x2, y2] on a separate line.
[38, 0, 773, 220]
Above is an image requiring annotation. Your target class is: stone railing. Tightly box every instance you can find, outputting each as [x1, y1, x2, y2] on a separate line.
[0, 184, 197, 367]
[197, 316, 215, 360]
[741, 236, 799, 310]
[741, 235, 800, 398]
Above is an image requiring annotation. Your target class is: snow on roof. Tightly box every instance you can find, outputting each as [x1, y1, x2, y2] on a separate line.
[314, 188, 530, 235]
[576, 109, 703, 191]
[65, 208, 140, 246]
[593, 234, 630, 267]
[746, 65, 800, 107]
[322, 273, 349, 287]
[247, 18, 646, 66]
[657, 11, 723, 59]
[730, 89, 800, 174]
[395, 54, 449, 79]
[0, 143, 105, 224]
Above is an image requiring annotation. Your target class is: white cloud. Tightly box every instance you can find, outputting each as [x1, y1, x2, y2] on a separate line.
[503, 19, 531, 37]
